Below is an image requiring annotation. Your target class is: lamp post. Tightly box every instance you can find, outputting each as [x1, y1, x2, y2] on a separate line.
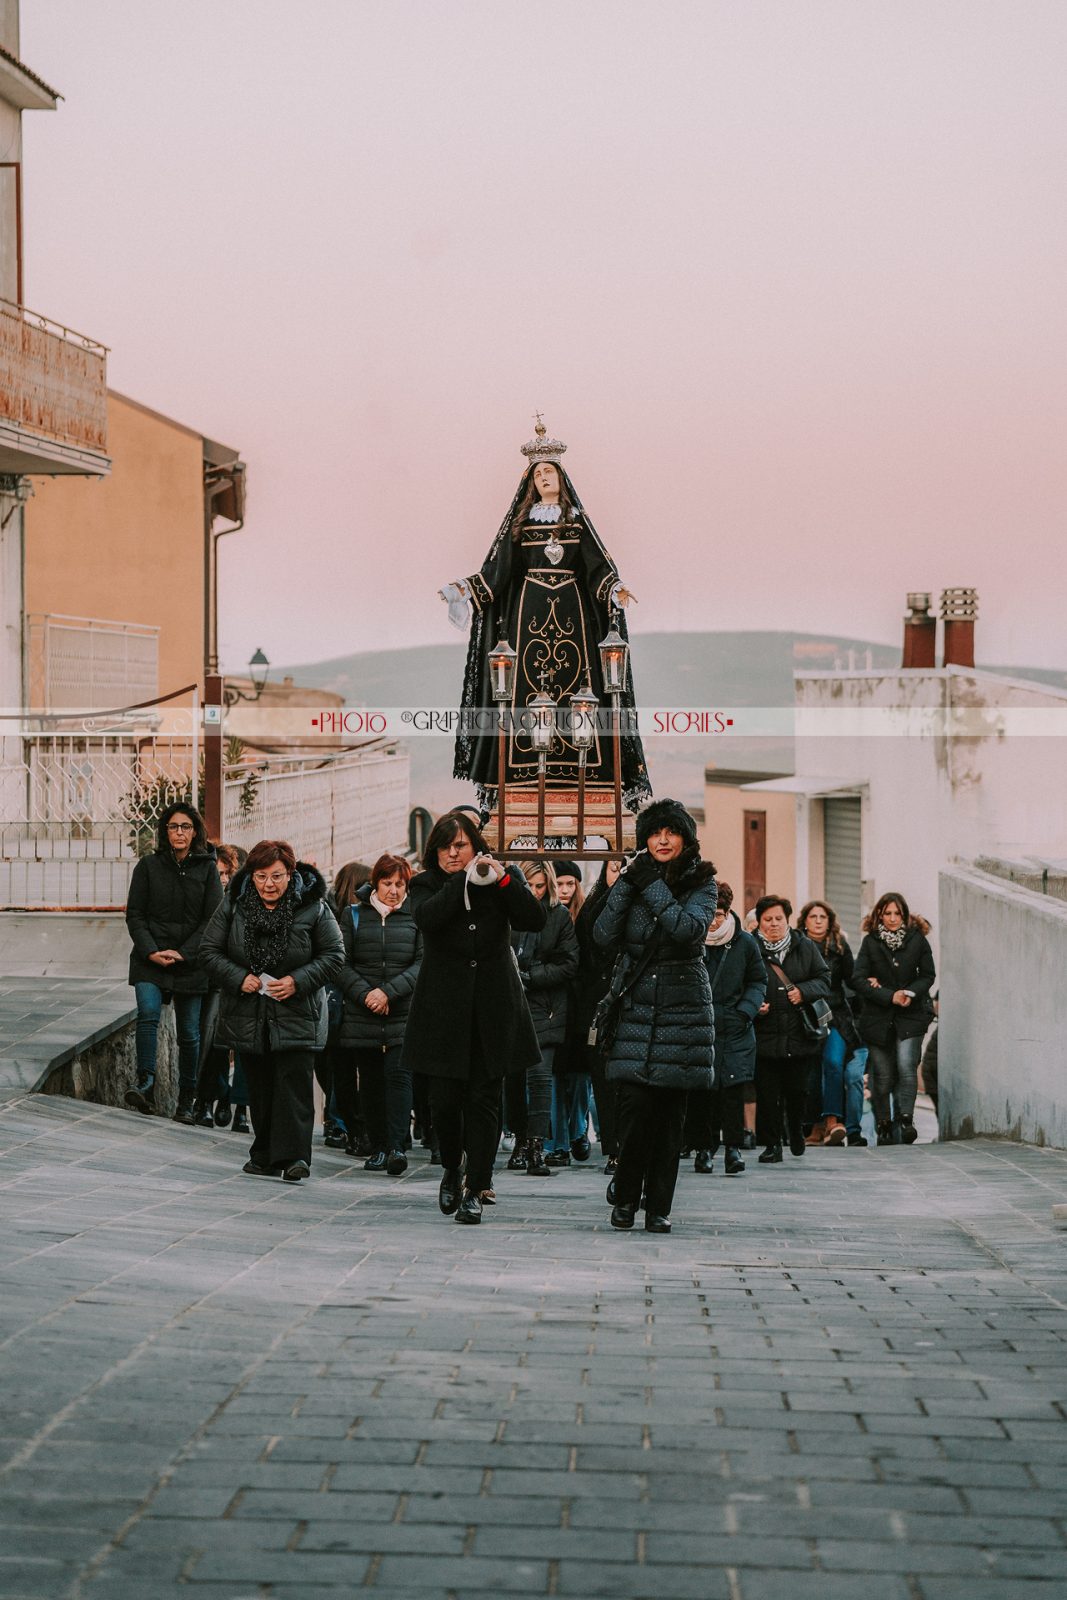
[598, 623, 628, 852]
[569, 681, 599, 851]
[529, 687, 556, 848]
[223, 648, 271, 707]
[487, 635, 516, 853]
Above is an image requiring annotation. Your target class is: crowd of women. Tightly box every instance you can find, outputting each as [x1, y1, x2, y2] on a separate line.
[124, 796, 937, 1231]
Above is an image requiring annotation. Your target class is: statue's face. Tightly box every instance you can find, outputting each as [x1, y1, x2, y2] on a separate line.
[533, 462, 561, 501]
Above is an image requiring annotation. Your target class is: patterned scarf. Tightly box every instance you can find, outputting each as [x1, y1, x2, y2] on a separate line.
[243, 881, 298, 974]
[759, 928, 791, 959]
[877, 924, 906, 952]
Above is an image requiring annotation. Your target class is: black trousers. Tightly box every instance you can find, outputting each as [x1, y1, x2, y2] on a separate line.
[589, 1048, 619, 1158]
[755, 1054, 812, 1147]
[614, 1082, 688, 1218]
[686, 1081, 745, 1152]
[503, 1043, 554, 1143]
[243, 1043, 315, 1169]
[430, 1074, 502, 1193]
[335, 1043, 411, 1154]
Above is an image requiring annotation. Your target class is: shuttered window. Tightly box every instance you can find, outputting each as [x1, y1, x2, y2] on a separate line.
[823, 797, 862, 943]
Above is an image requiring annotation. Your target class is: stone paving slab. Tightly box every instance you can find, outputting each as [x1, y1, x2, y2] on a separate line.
[0, 1093, 1064, 1599]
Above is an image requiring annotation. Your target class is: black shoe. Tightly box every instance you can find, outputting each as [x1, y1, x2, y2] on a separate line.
[172, 1092, 196, 1126]
[323, 1128, 348, 1149]
[846, 1131, 868, 1147]
[526, 1138, 552, 1177]
[788, 1127, 806, 1157]
[506, 1141, 528, 1171]
[571, 1136, 591, 1163]
[283, 1160, 310, 1183]
[232, 1107, 250, 1134]
[694, 1149, 714, 1174]
[545, 1149, 571, 1168]
[124, 1085, 155, 1115]
[455, 1191, 482, 1224]
[386, 1150, 408, 1176]
[364, 1151, 387, 1172]
[877, 1120, 898, 1146]
[898, 1115, 918, 1145]
[242, 1159, 275, 1177]
[758, 1143, 783, 1164]
[741, 1130, 757, 1150]
[606, 1176, 618, 1205]
[645, 1214, 672, 1234]
[429, 1147, 441, 1166]
[724, 1147, 745, 1175]
[439, 1166, 464, 1215]
[213, 1100, 233, 1128]
[192, 1100, 214, 1128]
[610, 1203, 636, 1230]
[604, 1153, 618, 1173]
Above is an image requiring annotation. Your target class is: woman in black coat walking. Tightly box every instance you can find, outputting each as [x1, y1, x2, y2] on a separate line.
[594, 799, 717, 1235]
[567, 858, 624, 1171]
[798, 900, 867, 1147]
[852, 892, 936, 1145]
[124, 802, 223, 1122]
[201, 839, 344, 1182]
[506, 859, 580, 1177]
[687, 880, 767, 1176]
[753, 895, 831, 1165]
[333, 853, 422, 1175]
[401, 812, 546, 1225]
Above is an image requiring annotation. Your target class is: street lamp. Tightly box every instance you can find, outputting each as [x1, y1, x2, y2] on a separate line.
[223, 648, 271, 707]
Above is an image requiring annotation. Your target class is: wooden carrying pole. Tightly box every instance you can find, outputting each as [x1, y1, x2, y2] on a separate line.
[612, 695, 623, 853]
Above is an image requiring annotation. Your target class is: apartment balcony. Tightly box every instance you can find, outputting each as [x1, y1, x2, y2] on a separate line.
[0, 300, 110, 477]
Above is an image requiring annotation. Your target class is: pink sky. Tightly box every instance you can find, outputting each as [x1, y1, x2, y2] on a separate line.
[20, 0, 1067, 673]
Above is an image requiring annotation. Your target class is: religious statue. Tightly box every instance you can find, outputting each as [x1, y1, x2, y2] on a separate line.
[440, 419, 651, 811]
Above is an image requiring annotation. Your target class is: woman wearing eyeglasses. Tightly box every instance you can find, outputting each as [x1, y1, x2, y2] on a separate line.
[124, 802, 223, 1123]
[201, 838, 344, 1181]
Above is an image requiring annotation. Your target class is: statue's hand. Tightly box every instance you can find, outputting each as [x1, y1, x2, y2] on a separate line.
[440, 581, 472, 631]
[615, 586, 637, 607]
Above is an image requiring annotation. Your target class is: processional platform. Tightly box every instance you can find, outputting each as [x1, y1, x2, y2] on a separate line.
[488, 785, 636, 857]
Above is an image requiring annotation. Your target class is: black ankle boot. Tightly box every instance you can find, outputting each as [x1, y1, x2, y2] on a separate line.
[172, 1091, 196, 1125]
[758, 1143, 783, 1164]
[897, 1114, 918, 1144]
[439, 1166, 464, 1214]
[232, 1105, 250, 1134]
[506, 1140, 528, 1171]
[192, 1099, 214, 1128]
[724, 1147, 745, 1175]
[526, 1138, 551, 1177]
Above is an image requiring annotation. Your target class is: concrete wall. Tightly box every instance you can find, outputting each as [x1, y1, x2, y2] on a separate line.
[0, 911, 130, 975]
[25, 393, 206, 696]
[939, 862, 1067, 1149]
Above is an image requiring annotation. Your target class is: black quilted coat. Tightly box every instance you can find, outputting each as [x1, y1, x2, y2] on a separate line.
[512, 901, 579, 1047]
[753, 931, 831, 1060]
[336, 881, 422, 1049]
[126, 846, 222, 994]
[852, 924, 936, 1045]
[592, 847, 717, 1090]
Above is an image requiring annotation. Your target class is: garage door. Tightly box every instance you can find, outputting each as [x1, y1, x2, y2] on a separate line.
[823, 796, 862, 943]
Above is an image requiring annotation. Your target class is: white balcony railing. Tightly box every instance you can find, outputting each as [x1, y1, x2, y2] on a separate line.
[25, 614, 160, 712]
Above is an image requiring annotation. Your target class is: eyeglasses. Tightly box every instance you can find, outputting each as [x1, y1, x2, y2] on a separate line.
[252, 871, 289, 886]
[167, 822, 194, 833]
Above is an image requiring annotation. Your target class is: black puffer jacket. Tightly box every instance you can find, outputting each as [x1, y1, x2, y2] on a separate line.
[512, 901, 579, 1047]
[754, 931, 831, 1060]
[703, 920, 767, 1087]
[336, 882, 422, 1049]
[593, 847, 717, 1090]
[126, 846, 223, 994]
[201, 863, 344, 1053]
[852, 924, 936, 1045]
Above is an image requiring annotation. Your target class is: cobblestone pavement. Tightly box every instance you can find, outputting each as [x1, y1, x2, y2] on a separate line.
[1, 1095, 1065, 1600]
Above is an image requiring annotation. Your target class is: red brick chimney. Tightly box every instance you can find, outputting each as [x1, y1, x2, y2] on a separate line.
[902, 592, 936, 668]
[941, 587, 978, 668]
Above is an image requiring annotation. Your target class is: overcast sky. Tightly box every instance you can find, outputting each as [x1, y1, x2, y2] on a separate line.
[21, 0, 1067, 674]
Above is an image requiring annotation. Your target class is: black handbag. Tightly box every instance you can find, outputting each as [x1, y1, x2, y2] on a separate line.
[588, 939, 659, 1056]
[769, 962, 832, 1044]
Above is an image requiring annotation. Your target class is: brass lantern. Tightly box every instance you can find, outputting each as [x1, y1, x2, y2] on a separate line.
[529, 689, 557, 753]
[598, 625, 628, 696]
[569, 682, 599, 751]
[487, 635, 517, 704]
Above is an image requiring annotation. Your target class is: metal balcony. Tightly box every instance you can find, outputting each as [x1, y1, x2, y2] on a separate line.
[0, 299, 110, 476]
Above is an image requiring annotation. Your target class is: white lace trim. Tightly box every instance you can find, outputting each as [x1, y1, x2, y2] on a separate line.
[529, 502, 562, 524]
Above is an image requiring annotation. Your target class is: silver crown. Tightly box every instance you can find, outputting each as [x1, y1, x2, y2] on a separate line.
[521, 414, 567, 466]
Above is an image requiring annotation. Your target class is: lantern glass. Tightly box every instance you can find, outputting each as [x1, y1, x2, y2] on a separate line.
[570, 684, 599, 751]
[487, 636, 517, 703]
[598, 626, 628, 695]
[249, 648, 270, 695]
[530, 690, 556, 752]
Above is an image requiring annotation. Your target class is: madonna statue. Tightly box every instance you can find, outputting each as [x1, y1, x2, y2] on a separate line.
[441, 420, 651, 811]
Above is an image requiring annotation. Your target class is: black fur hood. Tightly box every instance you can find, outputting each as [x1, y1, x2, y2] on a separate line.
[663, 843, 717, 894]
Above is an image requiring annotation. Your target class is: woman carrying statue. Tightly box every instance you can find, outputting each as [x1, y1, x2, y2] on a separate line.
[441, 420, 651, 812]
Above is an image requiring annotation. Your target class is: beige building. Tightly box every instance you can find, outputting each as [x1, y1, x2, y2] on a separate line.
[700, 766, 803, 918]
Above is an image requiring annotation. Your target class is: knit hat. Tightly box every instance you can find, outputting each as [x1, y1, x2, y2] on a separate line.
[553, 858, 582, 880]
[635, 797, 699, 851]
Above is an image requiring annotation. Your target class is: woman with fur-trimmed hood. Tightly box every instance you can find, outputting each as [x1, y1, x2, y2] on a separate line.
[593, 798, 717, 1235]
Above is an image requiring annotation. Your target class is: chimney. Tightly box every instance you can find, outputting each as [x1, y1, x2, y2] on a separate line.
[941, 587, 978, 668]
[902, 592, 936, 669]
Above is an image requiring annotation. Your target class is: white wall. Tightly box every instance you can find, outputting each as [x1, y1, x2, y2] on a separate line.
[939, 863, 1067, 1149]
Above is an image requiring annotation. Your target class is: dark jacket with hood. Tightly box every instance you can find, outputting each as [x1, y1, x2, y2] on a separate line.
[512, 900, 580, 1048]
[702, 916, 767, 1087]
[852, 922, 936, 1045]
[753, 930, 831, 1060]
[201, 861, 344, 1053]
[401, 862, 546, 1081]
[336, 880, 422, 1050]
[593, 842, 717, 1091]
[126, 833, 222, 995]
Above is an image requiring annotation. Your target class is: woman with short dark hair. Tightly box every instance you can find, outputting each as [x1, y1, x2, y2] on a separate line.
[401, 812, 545, 1224]
[201, 839, 344, 1182]
[853, 892, 936, 1145]
[124, 802, 223, 1123]
[334, 853, 421, 1174]
[753, 894, 831, 1165]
